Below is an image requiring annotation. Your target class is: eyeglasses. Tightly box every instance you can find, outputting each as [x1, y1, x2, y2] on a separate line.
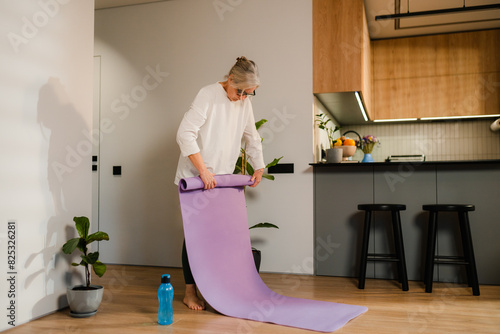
[236, 89, 256, 97]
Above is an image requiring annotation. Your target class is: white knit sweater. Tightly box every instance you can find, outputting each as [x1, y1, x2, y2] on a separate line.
[174, 82, 265, 185]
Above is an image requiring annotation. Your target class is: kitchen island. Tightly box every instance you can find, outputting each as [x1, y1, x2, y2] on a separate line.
[311, 160, 500, 285]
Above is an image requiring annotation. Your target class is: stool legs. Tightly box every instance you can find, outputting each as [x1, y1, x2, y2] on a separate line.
[392, 210, 409, 291]
[458, 212, 480, 296]
[424, 210, 480, 296]
[358, 210, 371, 289]
[358, 209, 408, 291]
[424, 211, 438, 293]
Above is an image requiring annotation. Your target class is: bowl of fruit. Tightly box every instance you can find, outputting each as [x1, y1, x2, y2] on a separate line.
[333, 137, 357, 160]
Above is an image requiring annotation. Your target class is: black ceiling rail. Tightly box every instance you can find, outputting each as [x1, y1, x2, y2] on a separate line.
[375, 4, 500, 21]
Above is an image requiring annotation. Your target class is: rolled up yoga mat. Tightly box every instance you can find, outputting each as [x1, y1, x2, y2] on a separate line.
[178, 174, 367, 332]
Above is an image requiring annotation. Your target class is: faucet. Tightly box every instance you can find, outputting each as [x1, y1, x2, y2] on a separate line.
[342, 130, 363, 150]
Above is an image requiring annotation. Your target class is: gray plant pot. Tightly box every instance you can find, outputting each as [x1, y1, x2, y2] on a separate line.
[67, 285, 104, 317]
[252, 249, 261, 272]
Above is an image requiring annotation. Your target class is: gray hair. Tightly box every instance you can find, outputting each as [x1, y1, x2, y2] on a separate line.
[226, 56, 260, 89]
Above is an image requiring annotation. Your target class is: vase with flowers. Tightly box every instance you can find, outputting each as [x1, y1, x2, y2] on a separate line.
[361, 135, 379, 163]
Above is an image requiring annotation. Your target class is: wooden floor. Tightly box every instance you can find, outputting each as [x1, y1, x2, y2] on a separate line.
[7, 265, 500, 333]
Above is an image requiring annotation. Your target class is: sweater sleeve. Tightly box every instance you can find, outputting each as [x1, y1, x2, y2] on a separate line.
[176, 89, 210, 157]
[242, 107, 266, 171]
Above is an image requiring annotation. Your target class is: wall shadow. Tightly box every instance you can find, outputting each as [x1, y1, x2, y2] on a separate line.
[25, 77, 88, 316]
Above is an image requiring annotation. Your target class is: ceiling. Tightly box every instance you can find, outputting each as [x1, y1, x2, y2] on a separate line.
[365, 0, 500, 39]
[95, 0, 500, 38]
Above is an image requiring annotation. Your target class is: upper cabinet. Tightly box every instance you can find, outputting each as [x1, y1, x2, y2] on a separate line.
[372, 29, 500, 120]
[313, 0, 372, 121]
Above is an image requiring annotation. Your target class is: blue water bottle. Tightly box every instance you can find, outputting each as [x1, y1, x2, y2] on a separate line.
[158, 274, 174, 325]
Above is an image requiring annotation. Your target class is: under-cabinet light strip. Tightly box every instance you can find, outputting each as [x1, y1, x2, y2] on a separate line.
[355, 91, 368, 122]
[373, 118, 418, 122]
[420, 114, 500, 121]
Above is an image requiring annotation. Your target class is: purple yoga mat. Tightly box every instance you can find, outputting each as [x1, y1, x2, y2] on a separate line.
[179, 174, 367, 332]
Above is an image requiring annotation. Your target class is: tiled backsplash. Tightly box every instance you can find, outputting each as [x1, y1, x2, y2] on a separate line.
[339, 119, 500, 162]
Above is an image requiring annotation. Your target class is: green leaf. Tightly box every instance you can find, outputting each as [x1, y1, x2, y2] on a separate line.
[255, 119, 267, 130]
[62, 238, 80, 254]
[249, 222, 279, 229]
[265, 156, 283, 169]
[246, 162, 254, 176]
[71, 262, 80, 267]
[76, 238, 87, 253]
[86, 251, 100, 265]
[79, 255, 89, 265]
[86, 231, 109, 244]
[233, 156, 243, 174]
[74, 216, 90, 239]
[262, 174, 275, 181]
[93, 261, 107, 277]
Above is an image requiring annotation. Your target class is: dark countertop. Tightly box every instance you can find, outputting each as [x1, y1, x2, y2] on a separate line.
[310, 159, 500, 167]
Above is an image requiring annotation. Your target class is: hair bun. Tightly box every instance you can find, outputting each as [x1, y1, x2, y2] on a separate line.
[236, 56, 248, 63]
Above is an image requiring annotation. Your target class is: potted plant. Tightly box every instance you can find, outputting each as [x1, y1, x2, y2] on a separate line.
[315, 113, 342, 162]
[62, 216, 109, 317]
[233, 119, 283, 180]
[234, 119, 281, 271]
[249, 222, 279, 272]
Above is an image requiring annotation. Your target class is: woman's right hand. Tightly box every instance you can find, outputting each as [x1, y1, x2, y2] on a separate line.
[200, 170, 217, 190]
[187, 152, 216, 189]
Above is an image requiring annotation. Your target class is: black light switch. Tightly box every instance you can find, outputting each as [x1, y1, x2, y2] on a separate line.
[113, 166, 122, 176]
[268, 163, 294, 174]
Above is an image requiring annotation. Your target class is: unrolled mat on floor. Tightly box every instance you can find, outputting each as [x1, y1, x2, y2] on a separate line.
[178, 174, 367, 332]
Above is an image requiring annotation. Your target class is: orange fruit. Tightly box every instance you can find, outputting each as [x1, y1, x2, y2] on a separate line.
[343, 138, 356, 146]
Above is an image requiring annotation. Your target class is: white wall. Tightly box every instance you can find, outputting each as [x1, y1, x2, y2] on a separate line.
[94, 0, 314, 274]
[0, 0, 94, 331]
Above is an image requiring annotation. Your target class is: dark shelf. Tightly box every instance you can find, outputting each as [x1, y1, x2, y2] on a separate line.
[310, 159, 500, 167]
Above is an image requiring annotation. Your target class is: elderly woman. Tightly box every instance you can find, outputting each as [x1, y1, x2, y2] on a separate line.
[174, 56, 266, 310]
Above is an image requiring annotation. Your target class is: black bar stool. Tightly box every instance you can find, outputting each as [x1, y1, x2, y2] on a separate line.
[357, 204, 409, 291]
[422, 204, 479, 296]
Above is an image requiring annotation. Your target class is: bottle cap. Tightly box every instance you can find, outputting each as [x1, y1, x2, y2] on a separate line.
[161, 274, 170, 284]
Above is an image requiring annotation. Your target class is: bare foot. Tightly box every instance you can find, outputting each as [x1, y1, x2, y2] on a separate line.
[183, 284, 206, 310]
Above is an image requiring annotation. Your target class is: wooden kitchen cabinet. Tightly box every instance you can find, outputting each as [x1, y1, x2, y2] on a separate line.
[313, 0, 372, 119]
[372, 29, 500, 120]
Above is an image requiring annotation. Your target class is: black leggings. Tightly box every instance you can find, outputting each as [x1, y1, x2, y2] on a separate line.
[182, 240, 195, 285]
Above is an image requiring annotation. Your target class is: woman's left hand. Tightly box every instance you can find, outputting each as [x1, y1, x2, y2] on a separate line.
[250, 169, 264, 187]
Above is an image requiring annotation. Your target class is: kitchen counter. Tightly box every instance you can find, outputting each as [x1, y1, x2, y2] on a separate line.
[312, 160, 500, 285]
[310, 159, 500, 167]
